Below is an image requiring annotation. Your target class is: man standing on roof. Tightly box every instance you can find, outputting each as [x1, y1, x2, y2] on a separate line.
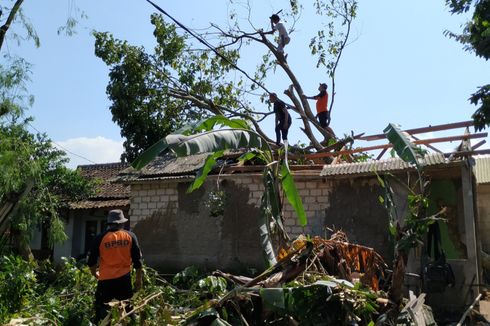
[88, 209, 143, 323]
[270, 14, 290, 55]
[303, 83, 330, 128]
[270, 92, 292, 146]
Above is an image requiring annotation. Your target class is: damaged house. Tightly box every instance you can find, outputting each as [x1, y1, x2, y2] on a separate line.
[111, 121, 489, 314]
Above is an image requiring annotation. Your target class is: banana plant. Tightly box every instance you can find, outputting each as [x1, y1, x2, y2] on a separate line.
[132, 116, 307, 266]
[381, 123, 433, 308]
[383, 123, 427, 174]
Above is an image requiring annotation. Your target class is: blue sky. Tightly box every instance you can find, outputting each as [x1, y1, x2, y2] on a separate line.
[5, 0, 489, 168]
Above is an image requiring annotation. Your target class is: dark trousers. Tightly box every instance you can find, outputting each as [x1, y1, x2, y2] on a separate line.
[317, 111, 329, 128]
[94, 273, 133, 323]
[275, 118, 292, 145]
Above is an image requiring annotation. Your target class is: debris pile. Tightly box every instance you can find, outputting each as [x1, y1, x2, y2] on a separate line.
[183, 232, 390, 325]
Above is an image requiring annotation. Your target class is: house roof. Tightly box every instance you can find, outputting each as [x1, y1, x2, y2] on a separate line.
[320, 153, 462, 177]
[69, 199, 130, 210]
[115, 151, 469, 184]
[69, 162, 130, 209]
[115, 153, 213, 183]
[474, 155, 490, 184]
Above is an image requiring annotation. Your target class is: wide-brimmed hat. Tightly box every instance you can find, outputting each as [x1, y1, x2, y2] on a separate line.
[107, 209, 128, 224]
[319, 83, 328, 89]
[270, 14, 280, 20]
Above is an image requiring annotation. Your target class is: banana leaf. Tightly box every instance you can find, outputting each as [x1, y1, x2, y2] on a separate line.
[132, 129, 269, 170]
[260, 169, 280, 266]
[175, 116, 250, 135]
[187, 150, 224, 193]
[281, 162, 307, 226]
[383, 123, 426, 172]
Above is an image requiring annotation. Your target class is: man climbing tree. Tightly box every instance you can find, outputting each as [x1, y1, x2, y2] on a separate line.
[269, 13, 290, 58]
[303, 82, 336, 138]
[95, 0, 358, 159]
[270, 92, 292, 146]
[303, 83, 330, 128]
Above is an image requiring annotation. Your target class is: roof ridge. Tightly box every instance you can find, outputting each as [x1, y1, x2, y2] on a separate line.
[77, 162, 128, 169]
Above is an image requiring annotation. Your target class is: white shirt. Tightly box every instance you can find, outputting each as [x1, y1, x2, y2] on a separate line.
[273, 22, 288, 38]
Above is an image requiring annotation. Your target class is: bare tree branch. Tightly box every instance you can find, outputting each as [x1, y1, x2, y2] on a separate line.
[0, 0, 24, 51]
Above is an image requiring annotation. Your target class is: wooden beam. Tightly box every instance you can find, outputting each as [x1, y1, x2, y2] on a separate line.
[445, 149, 490, 157]
[376, 147, 388, 160]
[358, 120, 474, 141]
[221, 165, 325, 173]
[305, 132, 488, 159]
[415, 132, 487, 145]
[412, 135, 443, 153]
[472, 140, 486, 150]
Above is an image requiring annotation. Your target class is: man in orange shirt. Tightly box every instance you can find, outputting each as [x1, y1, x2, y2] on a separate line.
[303, 83, 330, 128]
[88, 209, 143, 322]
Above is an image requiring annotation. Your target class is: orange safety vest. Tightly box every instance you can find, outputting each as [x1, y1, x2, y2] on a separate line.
[88, 229, 142, 281]
[315, 92, 328, 114]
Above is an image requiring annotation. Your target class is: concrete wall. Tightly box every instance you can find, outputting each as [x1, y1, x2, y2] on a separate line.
[130, 177, 265, 272]
[129, 174, 393, 272]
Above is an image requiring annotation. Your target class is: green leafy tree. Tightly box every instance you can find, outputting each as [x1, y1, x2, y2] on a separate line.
[95, 0, 357, 161]
[0, 60, 94, 257]
[0, 107, 95, 258]
[445, 0, 490, 130]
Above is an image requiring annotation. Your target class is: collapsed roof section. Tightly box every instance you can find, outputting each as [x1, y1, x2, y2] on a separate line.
[114, 120, 488, 183]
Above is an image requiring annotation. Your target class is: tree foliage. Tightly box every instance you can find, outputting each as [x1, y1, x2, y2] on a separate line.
[445, 0, 490, 130]
[95, 1, 358, 161]
[0, 58, 94, 255]
[94, 14, 247, 163]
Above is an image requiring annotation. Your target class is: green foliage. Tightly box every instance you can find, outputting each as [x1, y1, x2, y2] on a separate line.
[1, 122, 95, 247]
[468, 0, 490, 58]
[0, 1, 40, 51]
[310, 0, 358, 72]
[205, 190, 227, 217]
[0, 257, 383, 324]
[395, 197, 446, 254]
[0, 255, 37, 321]
[0, 58, 94, 251]
[173, 265, 202, 289]
[376, 173, 398, 237]
[260, 169, 282, 266]
[94, 13, 249, 162]
[470, 84, 490, 131]
[383, 123, 427, 173]
[0, 256, 96, 325]
[445, 0, 490, 129]
[132, 128, 269, 170]
[196, 276, 228, 296]
[280, 162, 306, 226]
[0, 58, 33, 118]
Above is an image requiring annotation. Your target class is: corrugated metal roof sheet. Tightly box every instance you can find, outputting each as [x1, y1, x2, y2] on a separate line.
[123, 153, 207, 176]
[320, 153, 452, 177]
[475, 155, 490, 184]
[141, 153, 208, 176]
[115, 153, 210, 182]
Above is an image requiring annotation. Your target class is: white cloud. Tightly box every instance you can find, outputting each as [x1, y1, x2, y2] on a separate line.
[55, 136, 124, 169]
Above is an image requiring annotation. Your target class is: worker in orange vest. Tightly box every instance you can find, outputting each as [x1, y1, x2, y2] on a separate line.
[303, 83, 330, 128]
[88, 210, 143, 323]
